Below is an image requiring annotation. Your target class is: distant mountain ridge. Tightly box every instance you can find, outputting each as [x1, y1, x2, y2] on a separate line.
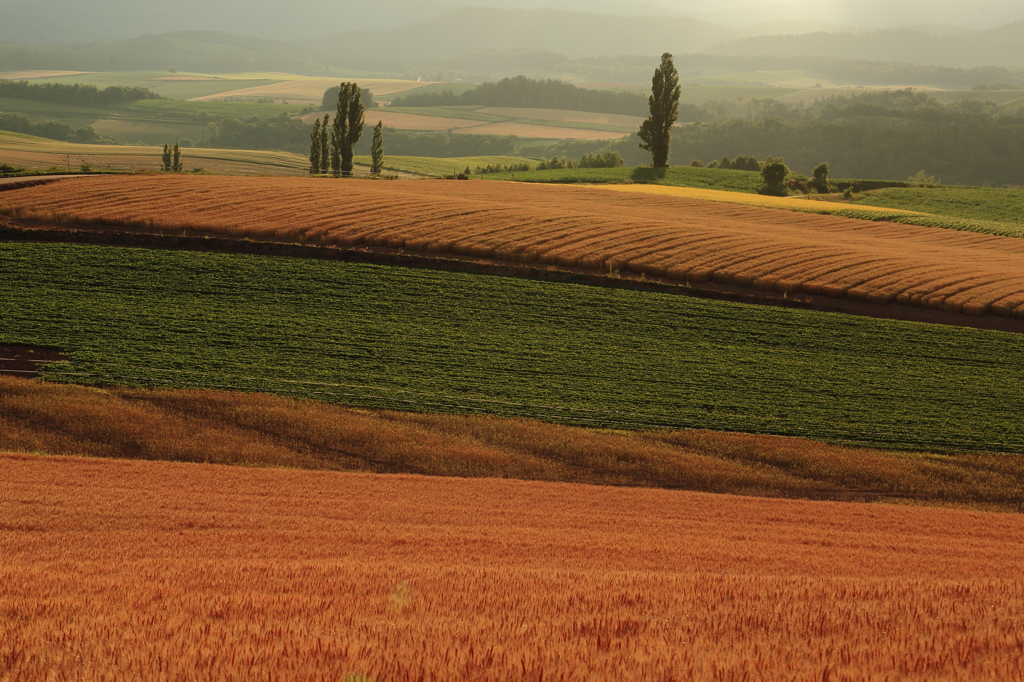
[314, 7, 823, 60]
[708, 22, 1024, 69]
[654, 0, 1024, 31]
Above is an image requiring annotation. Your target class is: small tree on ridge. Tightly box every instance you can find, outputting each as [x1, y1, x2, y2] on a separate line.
[309, 118, 322, 174]
[370, 121, 385, 175]
[759, 156, 790, 196]
[813, 162, 830, 193]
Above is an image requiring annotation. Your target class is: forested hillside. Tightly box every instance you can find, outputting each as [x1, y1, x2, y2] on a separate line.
[624, 91, 1024, 184]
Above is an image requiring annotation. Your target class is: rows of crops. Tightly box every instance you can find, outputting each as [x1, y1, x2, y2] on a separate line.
[6, 454, 1024, 681]
[3, 241, 1024, 453]
[4, 176, 1024, 318]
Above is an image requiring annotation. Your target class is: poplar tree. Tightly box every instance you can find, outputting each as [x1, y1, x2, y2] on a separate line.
[370, 121, 384, 175]
[330, 110, 343, 176]
[172, 142, 182, 172]
[309, 118, 322, 174]
[335, 82, 366, 176]
[319, 114, 330, 174]
[638, 52, 681, 168]
[161, 144, 172, 172]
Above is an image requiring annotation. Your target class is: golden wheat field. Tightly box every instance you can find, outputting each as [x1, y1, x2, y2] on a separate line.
[5, 175, 1024, 317]
[2, 452, 1024, 681]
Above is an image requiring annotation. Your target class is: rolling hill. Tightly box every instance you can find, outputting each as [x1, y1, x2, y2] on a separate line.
[709, 22, 1024, 70]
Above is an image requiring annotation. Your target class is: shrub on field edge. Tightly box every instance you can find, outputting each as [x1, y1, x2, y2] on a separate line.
[758, 156, 790, 196]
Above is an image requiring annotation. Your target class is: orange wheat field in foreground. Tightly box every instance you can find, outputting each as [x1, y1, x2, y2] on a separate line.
[5, 175, 1024, 317]
[2, 454, 1024, 681]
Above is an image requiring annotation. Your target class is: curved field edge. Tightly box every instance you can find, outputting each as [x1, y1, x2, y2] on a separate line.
[4, 176, 1024, 324]
[2, 376, 1023, 512]
[593, 184, 1024, 240]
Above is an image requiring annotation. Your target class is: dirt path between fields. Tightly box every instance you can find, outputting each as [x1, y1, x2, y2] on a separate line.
[0, 345, 69, 377]
[4, 216, 1024, 335]
[0, 175, 98, 191]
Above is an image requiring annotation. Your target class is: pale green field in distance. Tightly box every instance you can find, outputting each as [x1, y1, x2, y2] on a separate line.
[0, 94, 303, 145]
[0, 129, 310, 175]
[0, 97, 112, 126]
[478, 166, 764, 193]
[383, 106, 637, 133]
[676, 86, 801, 105]
[354, 155, 540, 176]
[855, 187, 1024, 225]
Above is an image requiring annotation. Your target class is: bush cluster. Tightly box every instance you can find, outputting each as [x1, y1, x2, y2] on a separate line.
[476, 161, 531, 174]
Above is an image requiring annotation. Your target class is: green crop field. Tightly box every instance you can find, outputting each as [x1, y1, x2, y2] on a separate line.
[855, 187, 1024, 225]
[3, 241, 1023, 454]
[479, 166, 764, 193]
[0, 96, 302, 145]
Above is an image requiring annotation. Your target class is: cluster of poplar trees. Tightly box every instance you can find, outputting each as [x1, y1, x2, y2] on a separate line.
[309, 82, 385, 176]
[161, 142, 182, 172]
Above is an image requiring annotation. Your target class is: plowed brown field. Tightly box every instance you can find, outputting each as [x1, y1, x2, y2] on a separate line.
[5, 175, 1024, 318]
[3, 454, 1024, 681]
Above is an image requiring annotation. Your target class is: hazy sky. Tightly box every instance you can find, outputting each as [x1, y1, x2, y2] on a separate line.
[647, 0, 1024, 29]
[1, 0, 1023, 46]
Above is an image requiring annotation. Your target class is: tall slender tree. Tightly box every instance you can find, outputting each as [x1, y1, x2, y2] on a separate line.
[319, 114, 330, 174]
[161, 144, 172, 172]
[172, 142, 182, 172]
[309, 118, 322, 175]
[370, 121, 384, 175]
[638, 53, 681, 168]
[330, 112, 343, 176]
[335, 82, 366, 176]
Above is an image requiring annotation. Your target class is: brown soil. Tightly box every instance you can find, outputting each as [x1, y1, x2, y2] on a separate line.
[0, 345, 69, 378]
[4, 215, 1024, 335]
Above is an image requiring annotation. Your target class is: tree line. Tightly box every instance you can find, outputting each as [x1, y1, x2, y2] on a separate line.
[0, 80, 161, 106]
[391, 76, 650, 117]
